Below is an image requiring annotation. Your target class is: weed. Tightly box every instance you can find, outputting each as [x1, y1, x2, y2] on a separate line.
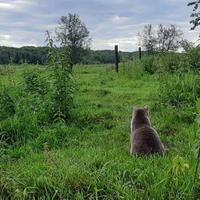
[23, 70, 48, 95]
[46, 31, 75, 123]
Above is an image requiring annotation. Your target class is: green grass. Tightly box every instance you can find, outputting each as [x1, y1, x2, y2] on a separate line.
[0, 64, 200, 199]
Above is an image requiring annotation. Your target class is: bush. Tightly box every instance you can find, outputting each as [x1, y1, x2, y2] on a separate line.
[141, 56, 156, 74]
[155, 54, 182, 73]
[188, 47, 200, 71]
[140, 53, 190, 74]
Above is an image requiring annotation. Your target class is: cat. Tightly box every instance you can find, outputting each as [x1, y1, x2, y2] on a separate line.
[130, 106, 165, 156]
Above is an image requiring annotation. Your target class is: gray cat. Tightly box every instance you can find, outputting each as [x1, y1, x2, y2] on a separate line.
[130, 107, 165, 156]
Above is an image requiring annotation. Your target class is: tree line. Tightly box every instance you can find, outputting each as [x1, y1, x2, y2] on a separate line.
[0, 46, 137, 65]
[0, 46, 49, 65]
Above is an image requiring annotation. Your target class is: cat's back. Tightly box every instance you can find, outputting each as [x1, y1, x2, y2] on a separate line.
[132, 125, 164, 155]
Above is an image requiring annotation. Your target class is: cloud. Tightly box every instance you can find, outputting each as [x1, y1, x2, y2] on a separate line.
[0, 31, 42, 47]
[93, 36, 138, 51]
[111, 16, 130, 24]
[0, 0, 36, 12]
[0, 2, 14, 10]
[0, 34, 11, 40]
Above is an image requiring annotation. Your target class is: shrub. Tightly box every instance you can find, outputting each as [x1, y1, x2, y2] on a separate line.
[155, 54, 181, 73]
[141, 53, 190, 74]
[141, 56, 156, 74]
[188, 47, 200, 71]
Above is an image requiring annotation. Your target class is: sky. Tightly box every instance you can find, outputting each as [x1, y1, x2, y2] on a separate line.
[0, 0, 199, 51]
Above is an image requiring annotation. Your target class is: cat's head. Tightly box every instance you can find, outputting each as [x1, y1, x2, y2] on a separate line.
[132, 106, 149, 118]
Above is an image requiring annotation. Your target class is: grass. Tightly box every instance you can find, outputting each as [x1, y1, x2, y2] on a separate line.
[0, 63, 200, 199]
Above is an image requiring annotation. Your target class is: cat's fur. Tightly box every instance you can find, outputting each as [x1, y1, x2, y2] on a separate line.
[130, 107, 165, 156]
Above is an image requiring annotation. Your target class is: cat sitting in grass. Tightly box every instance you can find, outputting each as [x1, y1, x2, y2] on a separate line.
[130, 106, 165, 156]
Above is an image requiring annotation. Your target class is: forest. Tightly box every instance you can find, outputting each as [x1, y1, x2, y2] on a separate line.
[0, 46, 136, 65]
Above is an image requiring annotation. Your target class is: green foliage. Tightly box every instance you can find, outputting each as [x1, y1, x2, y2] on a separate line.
[0, 65, 16, 76]
[140, 53, 190, 74]
[0, 114, 38, 146]
[119, 53, 190, 77]
[120, 60, 144, 78]
[56, 13, 91, 65]
[0, 90, 15, 120]
[52, 49, 74, 122]
[0, 46, 48, 65]
[157, 73, 200, 123]
[154, 54, 183, 73]
[24, 70, 48, 95]
[159, 73, 200, 108]
[140, 24, 183, 53]
[141, 56, 156, 74]
[172, 156, 189, 176]
[46, 32, 75, 123]
[188, 47, 200, 70]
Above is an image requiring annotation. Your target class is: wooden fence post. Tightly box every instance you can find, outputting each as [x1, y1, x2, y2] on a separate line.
[115, 45, 119, 72]
[139, 47, 142, 60]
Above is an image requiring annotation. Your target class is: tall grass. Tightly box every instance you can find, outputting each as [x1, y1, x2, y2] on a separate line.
[120, 60, 144, 78]
[0, 89, 15, 120]
[157, 73, 200, 123]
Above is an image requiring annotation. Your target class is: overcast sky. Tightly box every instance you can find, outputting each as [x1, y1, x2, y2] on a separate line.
[0, 0, 199, 51]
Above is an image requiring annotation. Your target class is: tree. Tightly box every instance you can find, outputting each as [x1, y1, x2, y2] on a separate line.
[157, 24, 183, 52]
[139, 24, 157, 54]
[179, 39, 194, 51]
[55, 13, 91, 67]
[139, 24, 183, 53]
[188, 1, 200, 30]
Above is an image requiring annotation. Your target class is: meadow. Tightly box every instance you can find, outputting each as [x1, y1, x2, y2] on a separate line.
[0, 59, 200, 199]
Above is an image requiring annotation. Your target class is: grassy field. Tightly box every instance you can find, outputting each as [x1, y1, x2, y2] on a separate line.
[0, 64, 200, 199]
